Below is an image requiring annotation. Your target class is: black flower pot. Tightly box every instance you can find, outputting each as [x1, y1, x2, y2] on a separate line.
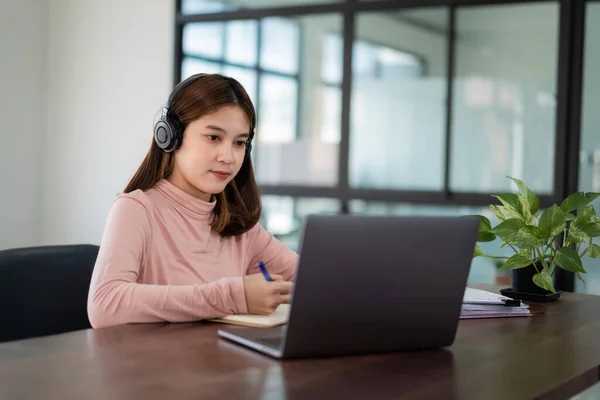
[499, 264, 561, 302]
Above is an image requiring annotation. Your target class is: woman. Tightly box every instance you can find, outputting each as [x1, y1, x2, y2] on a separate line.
[87, 73, 297, 329]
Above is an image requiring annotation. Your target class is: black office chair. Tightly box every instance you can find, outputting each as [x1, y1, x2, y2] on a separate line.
[0, 244, 99, 342]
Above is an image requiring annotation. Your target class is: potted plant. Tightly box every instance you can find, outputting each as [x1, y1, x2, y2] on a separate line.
[473, 176, 600, 301]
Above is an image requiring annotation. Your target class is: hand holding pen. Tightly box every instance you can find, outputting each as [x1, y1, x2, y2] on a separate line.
[242, 261, 293, 315]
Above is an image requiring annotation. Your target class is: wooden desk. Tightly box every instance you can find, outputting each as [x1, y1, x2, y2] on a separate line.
[1, 286, 600, 400]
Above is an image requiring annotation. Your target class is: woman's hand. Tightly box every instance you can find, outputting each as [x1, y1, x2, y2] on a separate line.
[243, 273, 293, 315]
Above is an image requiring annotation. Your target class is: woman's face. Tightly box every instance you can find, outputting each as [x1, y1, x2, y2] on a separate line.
[168, 105, 251, 201]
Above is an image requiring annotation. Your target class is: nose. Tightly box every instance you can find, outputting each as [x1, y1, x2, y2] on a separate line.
[216, 143, 235, 164]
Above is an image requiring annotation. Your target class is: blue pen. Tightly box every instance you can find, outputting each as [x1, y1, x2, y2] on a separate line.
[257, 261, 273, 282]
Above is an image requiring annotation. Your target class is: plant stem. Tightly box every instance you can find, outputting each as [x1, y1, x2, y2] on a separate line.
[536, 247, 549, 273]
[507, 243, 519, 254]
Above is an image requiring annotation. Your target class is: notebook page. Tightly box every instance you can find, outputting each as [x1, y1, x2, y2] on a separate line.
[209, 304, 290, 328]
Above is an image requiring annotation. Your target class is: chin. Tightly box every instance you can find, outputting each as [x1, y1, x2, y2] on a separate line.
[202, 183, 229, 195]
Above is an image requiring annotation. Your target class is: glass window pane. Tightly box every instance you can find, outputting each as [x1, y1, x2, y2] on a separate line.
[183, 22, 224, 59]
[348, 201, 506, 286]
[349, 8, 448, 191]
[182, 0, 342, 15]
[320, 85, 341, 143]
[254, 14, 343, 187]
[182, 0, 233, 14]
[181, 58, 221, 78]
[260, 18, 300, 74]
[222, 65, 257, 105]
[225, 20, 258, 66]
[450, 3, 559, 194]
[257, 74, 297, 143]
[322, 34, 343, 85]
[260, 196, 340, 252]
[577, 3, 600, 295]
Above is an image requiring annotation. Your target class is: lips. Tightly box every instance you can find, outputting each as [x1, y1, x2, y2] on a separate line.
[211, 171, 231, 180]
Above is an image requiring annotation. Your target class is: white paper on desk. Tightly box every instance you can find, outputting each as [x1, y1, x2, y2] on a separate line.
[460, 312, 532, 319]
[463, 288, 517, 305]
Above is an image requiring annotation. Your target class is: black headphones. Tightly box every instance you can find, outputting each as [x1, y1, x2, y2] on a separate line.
[153, 73, 254, 155]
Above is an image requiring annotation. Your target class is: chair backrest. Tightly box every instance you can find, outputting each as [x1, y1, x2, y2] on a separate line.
[0, 244, 99, 342]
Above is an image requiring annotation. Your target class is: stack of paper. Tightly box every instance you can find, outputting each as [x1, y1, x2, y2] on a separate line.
[461, 288, 531, 319]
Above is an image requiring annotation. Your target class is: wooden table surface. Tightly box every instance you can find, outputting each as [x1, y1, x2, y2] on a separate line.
[2, 285, 600, 400]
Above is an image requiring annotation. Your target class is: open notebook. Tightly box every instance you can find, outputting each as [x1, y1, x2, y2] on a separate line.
[209, 304, 291, 328]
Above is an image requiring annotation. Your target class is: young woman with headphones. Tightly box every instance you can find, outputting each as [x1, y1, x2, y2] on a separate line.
[87, 73, 297, 329]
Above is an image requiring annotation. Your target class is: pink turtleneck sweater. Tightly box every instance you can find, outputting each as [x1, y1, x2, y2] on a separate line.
[87, 179, 298, 329]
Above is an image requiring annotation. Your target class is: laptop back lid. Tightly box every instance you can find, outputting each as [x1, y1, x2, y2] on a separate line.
[280, 214, 479, 359]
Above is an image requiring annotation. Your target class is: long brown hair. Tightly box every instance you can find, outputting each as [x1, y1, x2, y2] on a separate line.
[123, 73, 261, 237]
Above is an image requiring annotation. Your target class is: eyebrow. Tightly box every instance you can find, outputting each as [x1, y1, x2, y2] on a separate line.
[205, 124, 249, 138]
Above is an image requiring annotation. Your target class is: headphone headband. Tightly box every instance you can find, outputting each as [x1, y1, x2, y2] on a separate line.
[162, 73, 209, 119]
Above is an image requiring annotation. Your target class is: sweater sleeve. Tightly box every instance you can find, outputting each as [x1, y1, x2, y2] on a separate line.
[246, 223, 299, 281]
[87, 196, 248, 329]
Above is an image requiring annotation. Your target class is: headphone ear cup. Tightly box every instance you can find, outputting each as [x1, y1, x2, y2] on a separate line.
[154, 119, 181, 153]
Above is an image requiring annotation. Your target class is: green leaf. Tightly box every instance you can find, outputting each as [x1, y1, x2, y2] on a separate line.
[568, 228, 588, 244]
[500, 251, 532, 270]
[589, 243, 600, 258]
[555, 247, 586, 273]
[492, 194, 527, 219]
[538, 204, 566, 237]
[509, 226, 548, 249]
[574, 205, 597, 229]
[508, 176, 540, 216]
[489, 205, 525, 223]
[565, 212, 577, 221]
[560, 192, 600, 213]
[582, 222, 600, 237]
[473, 245, 484, 258]
[471, 215, 496, 242]
[533, 269, 556, 293]
[491, 218, 526, 240]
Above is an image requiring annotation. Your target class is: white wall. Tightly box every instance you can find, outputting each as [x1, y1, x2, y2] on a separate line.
[0, 0, 48, 250]
[0, 0, 173, 250]
[41, 0, 174, 246]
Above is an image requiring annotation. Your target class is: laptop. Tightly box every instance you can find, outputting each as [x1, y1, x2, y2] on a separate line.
[218, 214, 479, 359]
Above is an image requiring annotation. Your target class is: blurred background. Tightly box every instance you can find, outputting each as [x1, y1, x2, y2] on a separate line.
[2, 0, 600, 293]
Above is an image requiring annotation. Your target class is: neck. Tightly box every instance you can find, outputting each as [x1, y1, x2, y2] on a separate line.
[154, 178, 216, 219]
[166, 174, 211, 202]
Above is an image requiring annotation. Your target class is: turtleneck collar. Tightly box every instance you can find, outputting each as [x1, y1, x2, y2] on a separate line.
[154, 179, 216, 219]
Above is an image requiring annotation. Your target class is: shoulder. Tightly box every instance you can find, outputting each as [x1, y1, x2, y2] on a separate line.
[107, 190, 154, 226]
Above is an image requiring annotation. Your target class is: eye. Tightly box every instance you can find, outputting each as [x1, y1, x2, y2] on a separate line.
[235, 141, 247, 148]
[207, 135, 219, 142]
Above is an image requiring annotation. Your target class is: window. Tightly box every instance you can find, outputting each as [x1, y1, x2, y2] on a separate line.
[349, 9, 445, 191]
[181, 0, 343, 15]
[181, 18, 300, 127]
[176, 0, 585, 292]
[577, 1, 600, 295]
[321, 32, 426, 145]
[449, 3, 559, 194]
[261, 196, 341, 252]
